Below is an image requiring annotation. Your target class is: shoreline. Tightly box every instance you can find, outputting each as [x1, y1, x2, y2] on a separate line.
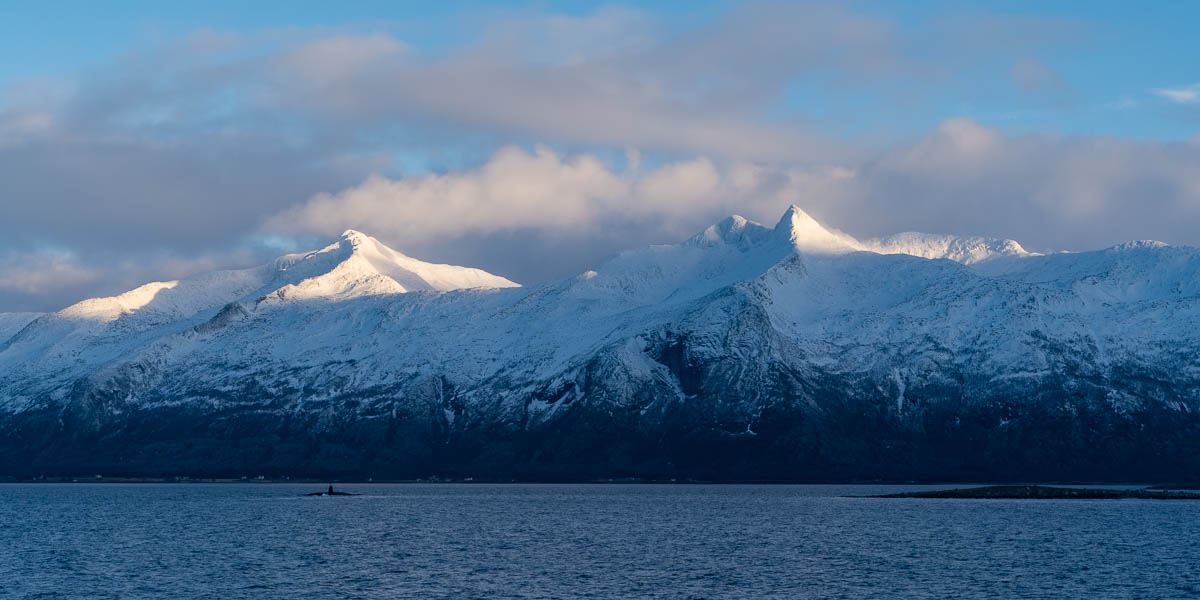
[857, 484, 1200, 500]
[2, 476, 1197, 489]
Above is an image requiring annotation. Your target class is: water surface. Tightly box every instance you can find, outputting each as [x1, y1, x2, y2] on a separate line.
[3, 483, 1198, 598]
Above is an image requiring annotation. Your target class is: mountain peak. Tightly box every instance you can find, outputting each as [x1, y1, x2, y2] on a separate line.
[337, 229, 380, 253]
[687, 215, 772, 248]
[772, 205, 864, 254]
[264, 229, 520, 303]
[1109, 240, 1169, 251]
[777, 204, 808, 221]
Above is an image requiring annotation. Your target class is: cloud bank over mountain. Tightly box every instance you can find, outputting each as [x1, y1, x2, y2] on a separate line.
[1, 2, 1198, 311]
[267, 124, 1200, 262]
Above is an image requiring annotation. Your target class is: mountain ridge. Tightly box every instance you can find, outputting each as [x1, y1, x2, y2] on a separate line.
[1, 206, 1197, 481]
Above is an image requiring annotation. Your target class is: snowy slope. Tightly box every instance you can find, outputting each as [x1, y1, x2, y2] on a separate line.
[862, 231, 1033, 264]
[1, 207, 1198, 480]
[0, 230, 518, 396]
[262, 230, 519, 303]
[46, 229, 518, 327]
[0, 312, 41, 342]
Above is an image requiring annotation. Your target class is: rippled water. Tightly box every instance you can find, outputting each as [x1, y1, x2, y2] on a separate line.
[3, 483, 1200, 599]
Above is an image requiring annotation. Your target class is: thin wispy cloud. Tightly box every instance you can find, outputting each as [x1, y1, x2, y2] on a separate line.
[1153, 83, 1200, 104]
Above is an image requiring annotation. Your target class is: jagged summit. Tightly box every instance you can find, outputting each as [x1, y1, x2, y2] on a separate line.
[339, 228, 371, 242]
[772, 205, 864, 254]
[685, 205, 1034, 264]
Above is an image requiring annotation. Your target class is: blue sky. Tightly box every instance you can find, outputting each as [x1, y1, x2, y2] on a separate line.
[0, 1, 1198, 311]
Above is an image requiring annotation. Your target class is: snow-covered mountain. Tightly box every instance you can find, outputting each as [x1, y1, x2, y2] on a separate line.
[2, 207, 1198, 481]
[0, 313, 41, 344]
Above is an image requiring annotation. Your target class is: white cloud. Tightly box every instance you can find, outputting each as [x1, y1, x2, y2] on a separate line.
[791, 119, 1200, 249]
[266, 146, 795, 247]
[267, 145, 626, 241]
[268, 120, 1200, 280]
[1153, 83, 1200, 104]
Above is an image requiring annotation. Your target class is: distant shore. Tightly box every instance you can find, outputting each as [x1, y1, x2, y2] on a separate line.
[4, 475, 1200, 489]
[859, 484, 1200, 499]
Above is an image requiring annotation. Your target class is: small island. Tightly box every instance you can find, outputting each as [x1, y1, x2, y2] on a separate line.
[862, 485, 1200, 500]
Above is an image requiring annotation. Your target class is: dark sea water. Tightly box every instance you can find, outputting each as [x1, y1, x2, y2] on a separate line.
[3, 483, 1199, 599]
